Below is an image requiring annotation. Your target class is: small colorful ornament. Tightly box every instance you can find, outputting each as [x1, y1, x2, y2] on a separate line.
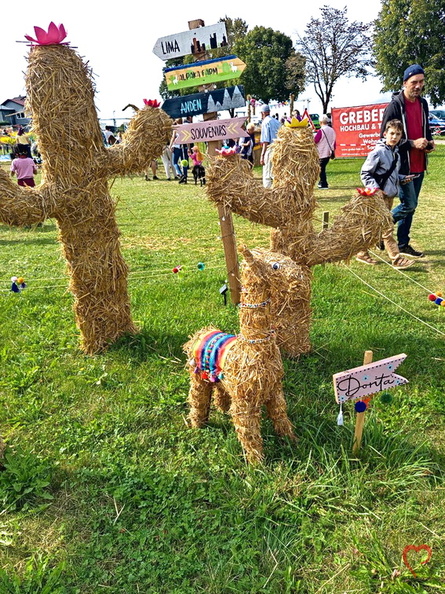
[172, 265, 182, 274]
[143, 99, 161, 108]
[428, 292, 445, 306]
[380, 392, 393, 404]
[11, 276, 26, 292]
[181, 159, 189, 167]
[356, 187, 379, 196]
[354, 400, 367, 413]
[197, 262, 205, 270]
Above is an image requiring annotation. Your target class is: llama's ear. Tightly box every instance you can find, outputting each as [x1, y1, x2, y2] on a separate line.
[240, 246, 253, 261]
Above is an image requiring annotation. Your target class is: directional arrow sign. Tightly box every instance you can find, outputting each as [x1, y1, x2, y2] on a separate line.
[173, 117, 247, 144]
[153, 22, 228, 61]
[164, 55, 247, 91]
[333, 354, 408, 403]
[162, 85, 246, 119]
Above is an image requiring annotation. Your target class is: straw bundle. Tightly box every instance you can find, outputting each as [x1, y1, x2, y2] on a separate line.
[0, 40, 172, 354]
[206, 125, 392, 358]
[184, 247, 298, 463]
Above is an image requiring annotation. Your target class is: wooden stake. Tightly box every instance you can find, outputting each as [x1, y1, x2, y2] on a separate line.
[322, 211, 329, 230]
[352, 350, 373, 455]
[190, 19, 240, 305]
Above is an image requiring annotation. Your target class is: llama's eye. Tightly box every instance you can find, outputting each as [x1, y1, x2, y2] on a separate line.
[272, 262, 280, 270]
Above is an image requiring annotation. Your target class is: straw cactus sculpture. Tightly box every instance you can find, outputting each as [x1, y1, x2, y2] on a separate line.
[184, 247, 300, 464]
[206, 122, 392, 357]
[0, 24, 172, 354]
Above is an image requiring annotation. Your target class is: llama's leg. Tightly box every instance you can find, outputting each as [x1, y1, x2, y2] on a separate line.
[230, 399, 263, 464]
[188, 373, 213, 428]
[213, 383, 231, 413]
[265, 387, 296, 440]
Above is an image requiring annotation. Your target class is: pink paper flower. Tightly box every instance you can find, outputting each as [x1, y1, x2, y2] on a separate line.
[143, 99, 161, 108]
[25, 22, 68, 46]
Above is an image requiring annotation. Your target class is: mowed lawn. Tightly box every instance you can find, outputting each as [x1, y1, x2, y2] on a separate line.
[0, 144, 444, 593]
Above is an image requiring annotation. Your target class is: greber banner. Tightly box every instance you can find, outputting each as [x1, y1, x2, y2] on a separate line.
[332, 103, 389, 158]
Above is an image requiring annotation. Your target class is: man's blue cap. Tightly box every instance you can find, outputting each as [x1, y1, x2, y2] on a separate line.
[403, 64, 424, 82]
[260, 104, 270, 113]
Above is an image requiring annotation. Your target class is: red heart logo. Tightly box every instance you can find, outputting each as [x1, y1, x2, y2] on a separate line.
[402, 544, 432, 577]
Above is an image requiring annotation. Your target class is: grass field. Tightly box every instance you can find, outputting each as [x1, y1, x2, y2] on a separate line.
[0, 146, 444, 593]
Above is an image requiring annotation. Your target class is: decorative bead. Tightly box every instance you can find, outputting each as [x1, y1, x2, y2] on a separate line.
[428, 294, 436, 301]
[380, 392, 393, 404]
[355, 401, 367, 413]
[434, 297, 443, 306]
[197, 262, 205, 270]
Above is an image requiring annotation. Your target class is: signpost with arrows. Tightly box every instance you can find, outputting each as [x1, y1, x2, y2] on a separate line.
[173, 117, 247, 144]
[154, 19, 243, 304]
[161, 85, 245, 120]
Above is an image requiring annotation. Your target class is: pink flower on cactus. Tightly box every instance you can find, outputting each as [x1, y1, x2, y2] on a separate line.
[143, 99, 161, 108]
[25, 22, 68, 46]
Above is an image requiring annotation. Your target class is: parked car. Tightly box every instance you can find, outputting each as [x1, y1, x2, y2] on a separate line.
[428, 113, 445, 135]
[430, 109, 445, 120]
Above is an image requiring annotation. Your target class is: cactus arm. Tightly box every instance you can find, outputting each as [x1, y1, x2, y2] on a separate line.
[206, 155, 299, 229]
[0, 169, 56, 226]
[97, 107, 172, 177]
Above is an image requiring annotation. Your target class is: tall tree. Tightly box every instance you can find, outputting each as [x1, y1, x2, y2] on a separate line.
[234, 26, 305, 104]
[297, 5, 372, 113]
[373, 0, 445, 106]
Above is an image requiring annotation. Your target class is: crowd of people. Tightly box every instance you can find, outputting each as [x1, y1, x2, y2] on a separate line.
[4, 62, 433, 267]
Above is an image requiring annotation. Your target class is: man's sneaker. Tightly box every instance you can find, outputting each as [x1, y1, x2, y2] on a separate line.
[391, 255, 415, 269]
[399, 244, 424, 258]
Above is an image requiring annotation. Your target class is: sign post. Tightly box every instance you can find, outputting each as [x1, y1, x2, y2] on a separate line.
[333, 352, 408, 455]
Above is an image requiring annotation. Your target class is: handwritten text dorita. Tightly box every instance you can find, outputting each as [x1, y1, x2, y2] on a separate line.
[337, 372, 397, 398]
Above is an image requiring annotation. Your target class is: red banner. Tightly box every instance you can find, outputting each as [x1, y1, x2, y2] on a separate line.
[332, 103, 389, 158]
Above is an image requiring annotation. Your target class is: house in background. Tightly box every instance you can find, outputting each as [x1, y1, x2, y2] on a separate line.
[0, 96, 31, 128]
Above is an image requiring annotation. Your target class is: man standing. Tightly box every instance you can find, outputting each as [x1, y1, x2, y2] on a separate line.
[260, 104, 281, 188]
[380, 64, 434, 258]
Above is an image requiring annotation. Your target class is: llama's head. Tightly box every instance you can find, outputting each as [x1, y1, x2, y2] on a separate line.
[241, 247, 304, 295]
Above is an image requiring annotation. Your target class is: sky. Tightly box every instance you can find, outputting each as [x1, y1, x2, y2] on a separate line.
[1, 0, 393, 123]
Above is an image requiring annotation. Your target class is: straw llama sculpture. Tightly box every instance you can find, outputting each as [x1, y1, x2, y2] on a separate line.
[206, 120, 392, 357]
[184, 247, 301, 464]
[0, 23, 172, 354]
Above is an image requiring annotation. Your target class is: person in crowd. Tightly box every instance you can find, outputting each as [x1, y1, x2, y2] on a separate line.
[160, 145, 175, 180]
[314, 114, 336, 189]
[15, 126, 31, 158]
[144, 160, 159, 181]
[238, 122, 256, 165]
[356, 119, 414, 269]
[260, 104, 281, 188]
[169, 120, 183, 179]
[380, 64, 434, 258]
[10, 147, 37, 187]
[103, 126, 117, 146]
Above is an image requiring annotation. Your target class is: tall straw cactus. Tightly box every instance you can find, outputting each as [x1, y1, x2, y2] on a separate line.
[206, 123, 392, 357]
[0, 25, 172, 354]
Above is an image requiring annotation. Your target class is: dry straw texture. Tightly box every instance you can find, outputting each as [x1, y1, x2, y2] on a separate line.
[0, 43, 172, 354]
[184, 248, 298, 463]
[206, 125, 392, 357]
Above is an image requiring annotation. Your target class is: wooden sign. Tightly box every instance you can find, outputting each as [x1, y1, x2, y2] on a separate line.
[333, 354, 408, 403]
[162, 85, 245, 119]
[164, 55, 247, 91]
[153, 22, 228, 60]
[173, 117, 247, 144]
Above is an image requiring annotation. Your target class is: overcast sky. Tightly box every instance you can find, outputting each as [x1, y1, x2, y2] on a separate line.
[2, 0, 393, 122]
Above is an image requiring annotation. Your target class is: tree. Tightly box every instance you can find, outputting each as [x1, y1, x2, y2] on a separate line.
[234, 26, 305, 103]
[297, 5, 372, 113]
[373, 0, 445, 106]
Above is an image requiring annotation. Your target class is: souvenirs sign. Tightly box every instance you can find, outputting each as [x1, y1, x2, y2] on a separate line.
[162, 85, 246, 119]
[173, 117, 247, 143]
[164, 55, 246, 91]
[153, 22, 228, 60]
[333, 354, 408, 403]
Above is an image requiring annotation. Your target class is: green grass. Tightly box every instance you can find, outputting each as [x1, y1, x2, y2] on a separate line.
[0, 147, 444, 593]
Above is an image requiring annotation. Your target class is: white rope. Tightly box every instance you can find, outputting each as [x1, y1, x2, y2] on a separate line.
[343, 263, 445, 337]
